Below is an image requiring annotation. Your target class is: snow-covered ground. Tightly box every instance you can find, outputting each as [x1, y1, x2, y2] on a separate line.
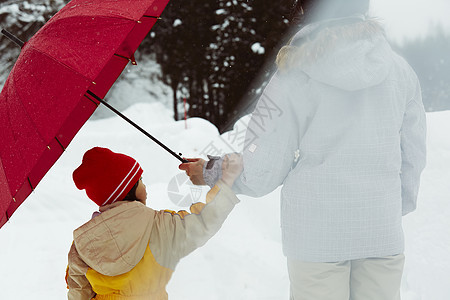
[0, 79, 449, 299]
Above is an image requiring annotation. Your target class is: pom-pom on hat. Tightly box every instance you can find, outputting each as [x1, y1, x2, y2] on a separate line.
[73, 147, 143, 206]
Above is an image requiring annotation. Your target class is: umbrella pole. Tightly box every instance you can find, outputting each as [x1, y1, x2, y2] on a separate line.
[86, 90, 188, 164]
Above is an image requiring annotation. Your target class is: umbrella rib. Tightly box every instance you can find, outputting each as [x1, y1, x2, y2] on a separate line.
[84, 95, 100, 107]
[27, 177, 34, 192]
[1, 29, 25, 48]
[114, 53, 130, 60]
[9, 63, 50, 148]
[54, 137, 66, 151]
[114, 53, 137, 65]
[143, 15, 162, 20]
[54, 14, 151, 25]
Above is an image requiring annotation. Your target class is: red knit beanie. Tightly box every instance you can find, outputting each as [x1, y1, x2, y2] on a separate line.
[73, 147, 143, 206]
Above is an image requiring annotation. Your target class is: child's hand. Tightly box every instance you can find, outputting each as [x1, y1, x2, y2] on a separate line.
[178, 158, 207, 185]
[221, 153, 243, 187]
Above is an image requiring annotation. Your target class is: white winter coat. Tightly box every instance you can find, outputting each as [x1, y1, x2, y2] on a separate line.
[232, 16, 426, 262]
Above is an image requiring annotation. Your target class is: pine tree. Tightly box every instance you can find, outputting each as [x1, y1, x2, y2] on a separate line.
[145, 0, 299, 129]
[147, 0, 219, 121]
[211, 0, 295, 131]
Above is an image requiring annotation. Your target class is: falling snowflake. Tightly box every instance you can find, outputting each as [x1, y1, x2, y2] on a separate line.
[251, 42, 265, 54]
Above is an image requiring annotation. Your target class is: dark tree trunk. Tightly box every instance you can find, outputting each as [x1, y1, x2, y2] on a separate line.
[171, 80, 179, 121]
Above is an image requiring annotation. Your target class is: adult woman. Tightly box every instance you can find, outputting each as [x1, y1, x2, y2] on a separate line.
[181, 0, 426, 299]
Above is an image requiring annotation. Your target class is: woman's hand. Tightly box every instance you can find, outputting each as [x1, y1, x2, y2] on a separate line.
[178, 158, 207, 185]
[221, 153, 243, 187]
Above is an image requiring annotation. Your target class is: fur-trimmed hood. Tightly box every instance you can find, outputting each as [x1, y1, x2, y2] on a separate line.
[276, 16, 392, 91]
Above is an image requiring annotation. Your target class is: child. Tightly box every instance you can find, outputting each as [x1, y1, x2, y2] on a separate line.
[66, 147, 242, 300]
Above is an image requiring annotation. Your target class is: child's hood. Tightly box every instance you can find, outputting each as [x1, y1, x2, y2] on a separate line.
[73, 201, 154, 277]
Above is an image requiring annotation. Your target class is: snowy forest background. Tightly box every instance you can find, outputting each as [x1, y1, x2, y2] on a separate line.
[1, 0, 449, 133]
[1, 1, 450, 299]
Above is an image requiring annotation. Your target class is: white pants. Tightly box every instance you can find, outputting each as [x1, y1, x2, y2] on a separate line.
[288, 254, 405, 300]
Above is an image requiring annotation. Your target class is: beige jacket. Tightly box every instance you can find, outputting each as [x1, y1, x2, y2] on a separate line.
[66, 180, 239, 299]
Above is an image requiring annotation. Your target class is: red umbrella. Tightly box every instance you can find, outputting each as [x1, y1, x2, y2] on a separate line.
[0, 0, 185, 228]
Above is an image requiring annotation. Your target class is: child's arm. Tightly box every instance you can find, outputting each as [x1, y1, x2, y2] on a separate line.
[149, 156, 242, 270]
[66, 243, 96, 300]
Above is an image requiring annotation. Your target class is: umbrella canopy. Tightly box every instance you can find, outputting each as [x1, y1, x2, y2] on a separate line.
[0, 0, 171, 228]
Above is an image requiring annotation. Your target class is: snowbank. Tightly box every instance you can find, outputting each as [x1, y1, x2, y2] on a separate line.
[0, 100, 448, 299]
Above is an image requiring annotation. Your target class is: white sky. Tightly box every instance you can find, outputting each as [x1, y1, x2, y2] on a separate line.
[370, 0, 450, 42]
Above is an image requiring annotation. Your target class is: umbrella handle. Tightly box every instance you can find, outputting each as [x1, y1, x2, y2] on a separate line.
[86, 90, 189, 164]
[1, 29, 25, 48]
